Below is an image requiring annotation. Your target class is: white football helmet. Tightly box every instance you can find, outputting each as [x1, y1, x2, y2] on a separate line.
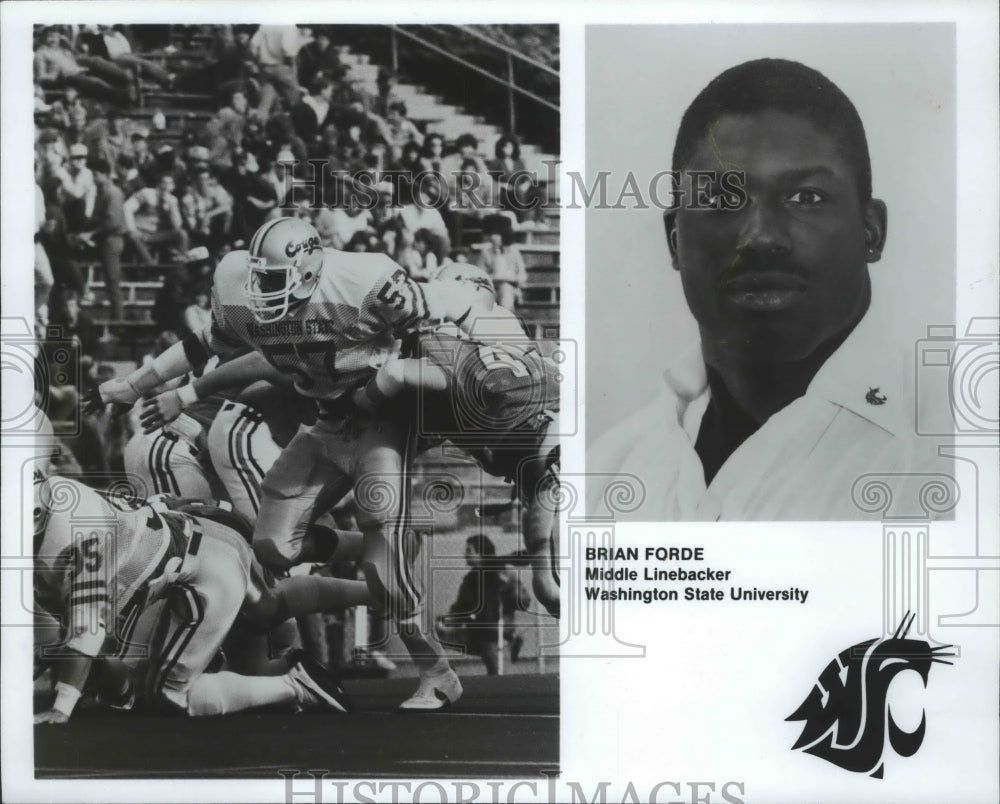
[244, 217, 324, 323]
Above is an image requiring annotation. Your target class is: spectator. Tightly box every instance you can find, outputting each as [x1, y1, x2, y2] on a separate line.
[178, 25, 258, 102]
[383, 101, 423, 161]
[296, 26, 342, 87]
[441, 133, 487, 188]
[77, 157, 126, 319]
[453, 156, 495, 212]
[369, 181, 404, 255]
[241, 114, 270, 160]
[49, 287, 100, 356]
[369, 67, 401, 119]
[476, 214, 526, 311]
[35, 182, 54, 333]
[264, 113, 309, 165]
[84, 109, 133, 173]
[36, 129, 69, 205]
[205, 88, 250, 169]
[63, 97, 91, 145]
[487, 133, 535, 221]
[433, 535, 529, 676]
[185, 145, 212, 183]
[34, 26, 133, 106]
[250, 25, 309, 117]
[38, 202, 85, 297]
[291, 74, 336, 146]
[420, 132, 447, 175]
[123, 172, 189, 265]
[337, 102, 391, 150]
[393, 139, 424, 203]
[57, 143, 97, 232]
[263, 149, 298, 208]
[311, 121, 344, 163]
[181, 167, 234, 255]
[151, 145, 188, 194]
[399, 181, 451, 254]
[314, 192, 372, 251]
[76, 25, 174, 90]
[152, 274, 188, 335]
[343, 229, 382, 253]
[121, 128, 156, 193]
[221, 148, 278, 243]
[181, 283, 213, 336]
[398, 227, 445, 282]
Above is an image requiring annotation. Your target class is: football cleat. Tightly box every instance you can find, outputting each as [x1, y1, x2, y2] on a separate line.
[287, 650, 354, 713]
[398, 667, 463, 712]
[244, 217, 324, 323]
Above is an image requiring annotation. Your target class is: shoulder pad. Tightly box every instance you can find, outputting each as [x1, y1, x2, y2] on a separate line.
[212, 250, 250, 304]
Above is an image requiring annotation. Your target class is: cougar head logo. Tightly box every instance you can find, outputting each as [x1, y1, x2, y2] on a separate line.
[787, 612, 954, 778]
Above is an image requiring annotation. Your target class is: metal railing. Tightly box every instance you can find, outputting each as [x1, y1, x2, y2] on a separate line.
[385, 24, 559, 135]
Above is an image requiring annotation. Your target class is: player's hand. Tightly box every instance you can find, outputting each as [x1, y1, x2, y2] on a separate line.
[139, 390, 183, 434]
[33, 708, 69, 725]
[81, 387, 107, 416]
[100, 377, 141, 407]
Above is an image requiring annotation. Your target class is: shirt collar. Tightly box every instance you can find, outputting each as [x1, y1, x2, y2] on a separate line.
[805, 302, 911, 437]
[661, 301, 911, 439]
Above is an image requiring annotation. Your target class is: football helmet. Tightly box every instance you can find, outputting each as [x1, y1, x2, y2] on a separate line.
[244, 217, 324, 323]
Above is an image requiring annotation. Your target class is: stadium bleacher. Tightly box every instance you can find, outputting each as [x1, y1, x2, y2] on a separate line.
[44, 29, 560, 352]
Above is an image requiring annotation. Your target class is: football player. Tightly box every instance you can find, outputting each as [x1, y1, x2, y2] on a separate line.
[142, 259, 562, 618]
[32, 472, 353, 722]
[90, 217, 519, 709]
[352, 262, 562, 617]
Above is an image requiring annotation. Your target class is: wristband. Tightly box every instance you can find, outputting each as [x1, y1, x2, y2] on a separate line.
[129, 365, 166, 396]
[176, 383, 200, 408]
[53, 682, 82, 717]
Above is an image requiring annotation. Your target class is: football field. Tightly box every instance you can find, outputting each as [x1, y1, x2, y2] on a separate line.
[35, 674, 559, 779]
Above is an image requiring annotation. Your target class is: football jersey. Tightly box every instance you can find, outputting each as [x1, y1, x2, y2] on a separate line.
[175, 354, 226, 432]
[208, 249, 434, 400]
[35, 477, 192, 658]
[416, 331, 560, 440]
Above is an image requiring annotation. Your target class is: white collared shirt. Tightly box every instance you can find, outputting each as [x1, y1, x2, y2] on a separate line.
[587, 309, 949, 521]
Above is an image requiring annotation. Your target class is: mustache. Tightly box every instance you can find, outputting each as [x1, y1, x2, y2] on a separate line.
[717, 249, 807, 288]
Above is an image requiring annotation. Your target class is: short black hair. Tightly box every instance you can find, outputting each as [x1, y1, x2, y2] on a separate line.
[672, 58, 872, 201]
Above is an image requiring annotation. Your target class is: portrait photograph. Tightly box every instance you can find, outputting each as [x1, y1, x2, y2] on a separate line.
[585, 24, 959, 521]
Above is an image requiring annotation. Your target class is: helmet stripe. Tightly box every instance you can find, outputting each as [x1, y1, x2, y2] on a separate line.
[248, 217, 286, 256]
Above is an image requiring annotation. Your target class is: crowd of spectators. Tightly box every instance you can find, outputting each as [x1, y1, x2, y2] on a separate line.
[34, 22, 550, 475]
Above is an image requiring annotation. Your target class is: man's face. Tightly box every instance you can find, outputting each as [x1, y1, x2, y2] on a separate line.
[232, 92, 248, 115]
[667, 109, 884, 364]
[159, 176, 175, 196]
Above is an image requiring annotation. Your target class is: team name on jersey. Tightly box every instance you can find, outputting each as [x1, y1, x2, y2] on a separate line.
[245, 318, 343, 339]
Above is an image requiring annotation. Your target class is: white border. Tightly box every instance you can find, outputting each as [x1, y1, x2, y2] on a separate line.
[3, 2, 997, 803]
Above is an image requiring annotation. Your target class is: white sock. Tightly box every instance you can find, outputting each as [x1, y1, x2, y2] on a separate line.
[186, 671, 297, 716]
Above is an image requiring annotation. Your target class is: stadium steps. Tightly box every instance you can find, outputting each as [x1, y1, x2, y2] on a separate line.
[338, 50, 559, 185]
[336, 46, 560, 338]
